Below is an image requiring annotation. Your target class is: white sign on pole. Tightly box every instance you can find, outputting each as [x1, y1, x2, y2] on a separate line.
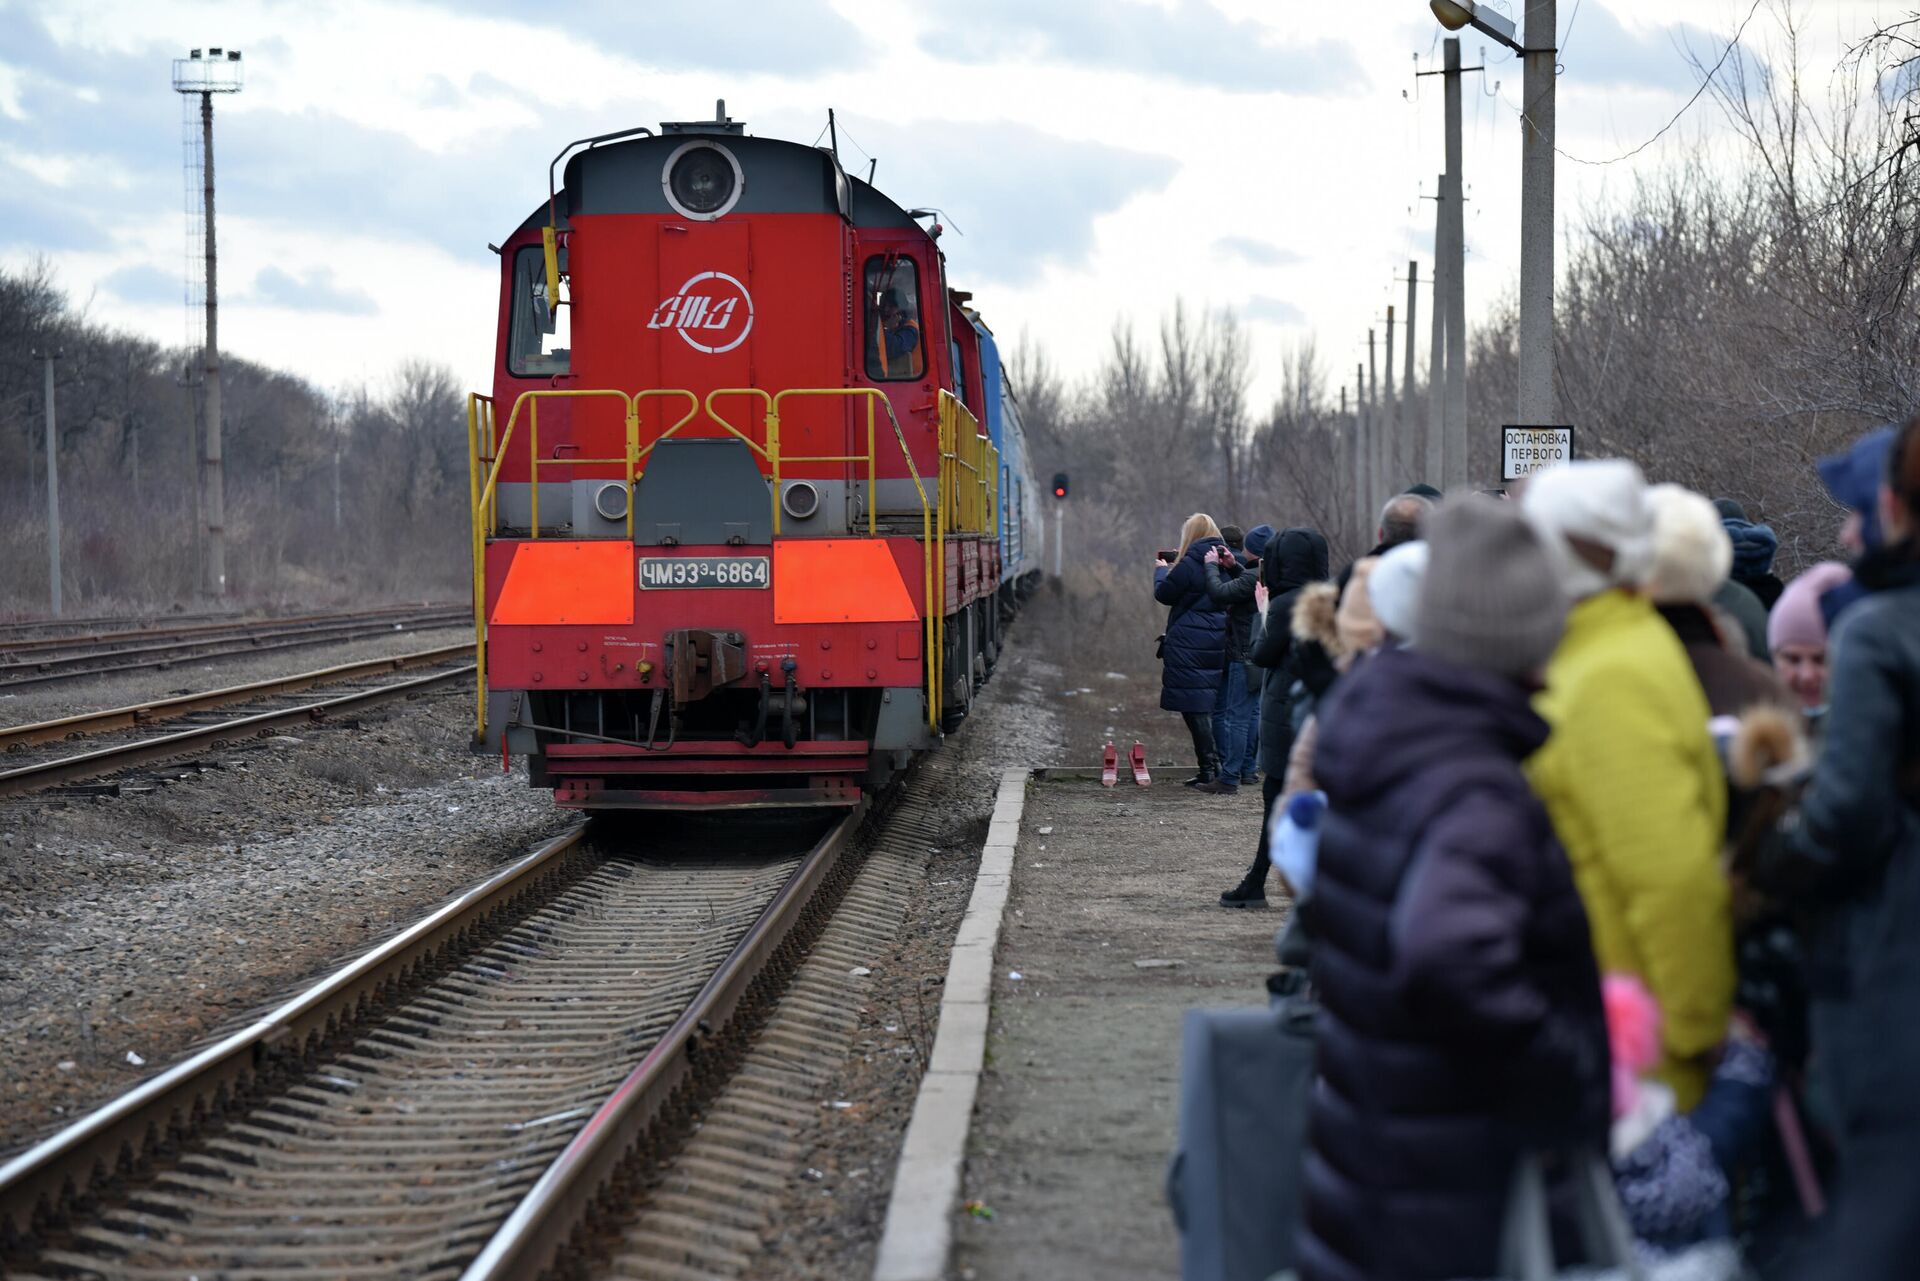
[1501, 425, 1574, 483]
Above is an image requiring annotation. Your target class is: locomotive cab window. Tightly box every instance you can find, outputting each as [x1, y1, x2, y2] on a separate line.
[864, 256, 923, 381]
[509, 245, 571, 378]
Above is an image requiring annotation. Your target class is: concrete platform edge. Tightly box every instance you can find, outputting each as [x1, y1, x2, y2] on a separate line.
[870, 766, 1030, 1281]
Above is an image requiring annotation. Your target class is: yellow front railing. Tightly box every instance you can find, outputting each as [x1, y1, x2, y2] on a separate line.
[466, 385, 999, 739]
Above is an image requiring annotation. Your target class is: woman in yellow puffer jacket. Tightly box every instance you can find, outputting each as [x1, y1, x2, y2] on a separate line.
[1522, 463, 1733, 1109]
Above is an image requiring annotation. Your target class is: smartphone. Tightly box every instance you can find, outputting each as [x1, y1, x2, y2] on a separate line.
[1157, 549, 1177, 563]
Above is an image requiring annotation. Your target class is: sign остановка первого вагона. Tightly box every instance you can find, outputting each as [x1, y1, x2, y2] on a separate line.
[1501, 426, 1575, 483]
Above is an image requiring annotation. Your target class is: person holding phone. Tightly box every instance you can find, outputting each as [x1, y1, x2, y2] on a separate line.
[1155, 514, 1232, 791]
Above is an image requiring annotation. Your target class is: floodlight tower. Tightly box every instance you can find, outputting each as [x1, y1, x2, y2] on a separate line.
[172, 46, 243, 598]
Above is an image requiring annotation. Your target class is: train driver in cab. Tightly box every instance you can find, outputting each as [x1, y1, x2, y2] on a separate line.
[877, 289, 922, 379]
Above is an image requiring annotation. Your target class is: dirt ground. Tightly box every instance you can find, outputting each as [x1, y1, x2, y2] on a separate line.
[953, 775, 1286, 1281]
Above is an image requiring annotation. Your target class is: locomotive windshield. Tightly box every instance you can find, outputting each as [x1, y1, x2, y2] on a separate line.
[863, 256, 923, 381]
[508, 245, 571, 378]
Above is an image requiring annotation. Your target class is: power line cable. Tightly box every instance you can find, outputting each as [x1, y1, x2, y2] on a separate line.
[1558, 0, 1585, 67]
[1546, 0, 1764, 167]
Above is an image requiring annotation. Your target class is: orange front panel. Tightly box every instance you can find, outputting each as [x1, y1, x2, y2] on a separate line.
[489, 541, 637, 625]
[773, 539, 918, 624]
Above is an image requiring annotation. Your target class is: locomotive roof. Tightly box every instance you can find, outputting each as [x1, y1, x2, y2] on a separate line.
[509, 128, 923, 239]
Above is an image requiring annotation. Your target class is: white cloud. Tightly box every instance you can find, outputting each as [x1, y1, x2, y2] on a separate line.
[0, 0, 1897, 418]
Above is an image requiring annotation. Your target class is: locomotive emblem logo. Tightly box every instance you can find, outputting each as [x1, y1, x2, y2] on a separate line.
[647, 271, 754, 354]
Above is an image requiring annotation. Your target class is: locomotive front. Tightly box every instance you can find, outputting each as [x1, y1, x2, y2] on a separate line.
[467, 107, 1022, 810]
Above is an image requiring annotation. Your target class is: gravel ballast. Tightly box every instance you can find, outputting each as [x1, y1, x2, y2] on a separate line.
[0, 623, 472, 729]
[0, 685, 570, 1155]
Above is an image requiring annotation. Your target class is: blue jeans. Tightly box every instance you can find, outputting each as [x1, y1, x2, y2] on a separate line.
[1212, 663, 1254, 779]
[1239, 682, 1262, 779]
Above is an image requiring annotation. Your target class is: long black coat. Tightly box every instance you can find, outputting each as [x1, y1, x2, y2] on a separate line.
[1155, 537, 1229, 714]
[1248, 529, 1330, 775]
[1760, 552, 1920, 1271]
[1298, 647, 1610, 1281]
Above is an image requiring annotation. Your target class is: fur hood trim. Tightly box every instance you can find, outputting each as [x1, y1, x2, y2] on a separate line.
[1728, 703, 1810, 790]
[1291, 581, 1341, 653]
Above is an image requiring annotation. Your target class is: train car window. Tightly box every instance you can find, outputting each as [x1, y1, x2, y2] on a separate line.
[508, 246, 571, 378]
[863, 256, 923, 381]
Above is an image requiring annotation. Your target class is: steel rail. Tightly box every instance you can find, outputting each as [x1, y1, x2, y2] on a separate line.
[0, 826, 588, 1241]
[0, 604, 462, 656]
[0, 664, 474, 797]
[0, 608, 241, 640]
[0, 612, 470, 690]
[461, 802, 866, 1280]
[0, 643, 473, 751]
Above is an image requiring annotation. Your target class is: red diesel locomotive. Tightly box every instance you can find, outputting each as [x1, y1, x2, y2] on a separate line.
[467, 105, 1043, 810]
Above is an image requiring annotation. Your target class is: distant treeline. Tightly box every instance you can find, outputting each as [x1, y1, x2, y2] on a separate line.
[0, 260, 471, 612]
[1014, 8, 1918, 574]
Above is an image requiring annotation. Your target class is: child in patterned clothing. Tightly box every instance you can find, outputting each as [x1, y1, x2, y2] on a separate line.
[1605, 975, 1774, 1256]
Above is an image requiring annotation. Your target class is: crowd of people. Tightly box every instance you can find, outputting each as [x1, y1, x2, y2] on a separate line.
[1152, 415, 1920, 1279]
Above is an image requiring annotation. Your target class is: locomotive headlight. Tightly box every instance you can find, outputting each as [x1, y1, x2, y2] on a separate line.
[594, 482, 630, 521]
[781, 480, 821, 521]
[663, 142, 743, 219]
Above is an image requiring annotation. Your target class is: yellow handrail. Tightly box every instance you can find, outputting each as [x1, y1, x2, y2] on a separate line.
[468, 383, 964, 731]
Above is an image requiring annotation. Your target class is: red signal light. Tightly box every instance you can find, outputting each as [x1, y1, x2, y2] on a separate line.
[1053, 485, 1066, 498]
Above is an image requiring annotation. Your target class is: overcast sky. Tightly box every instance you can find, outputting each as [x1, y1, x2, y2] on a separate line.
[0, 0, 1892, 406]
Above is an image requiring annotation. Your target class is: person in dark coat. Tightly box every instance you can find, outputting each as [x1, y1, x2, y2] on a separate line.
[1754, 415, 1920, 1280]
[1156, 514, 1231, 788]
[1298, 498, 1610, 1281]
[1203, 524, 1262, 793]
[1715, 498, 1787, 611]
[1218, 527, 1330, 907]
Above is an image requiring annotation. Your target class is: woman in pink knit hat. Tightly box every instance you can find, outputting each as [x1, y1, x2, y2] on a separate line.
[1766, 562, 1853, 718]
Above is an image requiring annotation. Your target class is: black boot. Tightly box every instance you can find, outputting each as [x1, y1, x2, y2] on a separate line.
[1196, 776, 1239, 795]
[1219, 872, 1268, 909]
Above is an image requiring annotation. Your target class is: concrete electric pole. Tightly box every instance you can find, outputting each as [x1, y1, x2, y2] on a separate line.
[1426, 177, 1447, 486]
[1383, 305, 1397, 490]
[1430, 0, 1557, 471]
[173, 47, 243, 599]
[1517, 0, 1558, 426]
[33, 348, 62, 616]
[1355, 361, 1370, 537]
[1403, 262, 1419, 477]
[1440, 37, 1469, 492]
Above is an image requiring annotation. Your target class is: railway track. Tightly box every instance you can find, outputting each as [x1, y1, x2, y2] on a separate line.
[0, 646, 475, 798]
[0, 608, 245, 643]
[0, 606, 470, 691]
[0, 804, 871, 1279]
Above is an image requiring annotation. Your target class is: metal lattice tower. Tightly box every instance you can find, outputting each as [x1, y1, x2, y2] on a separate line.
[171, 46, 242, 597]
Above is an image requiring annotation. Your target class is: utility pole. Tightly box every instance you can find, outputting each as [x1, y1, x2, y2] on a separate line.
[1427, 177, 1447, 487]
[1355, 361, 1369, 537]
[1403, 262, 1419, 479]
[333, 443, 343, 531]
[33, 348, 62, 616]
[174, 48, 243, 599]
[1517, 0, 1558, 427]
[1368, 329, 1381, 505]
[1383, 305, 1397, 491]
[1441, 36, 1469, 492]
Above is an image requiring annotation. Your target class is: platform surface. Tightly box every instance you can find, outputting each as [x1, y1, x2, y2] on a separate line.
[951, 772, 1286, 1280]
